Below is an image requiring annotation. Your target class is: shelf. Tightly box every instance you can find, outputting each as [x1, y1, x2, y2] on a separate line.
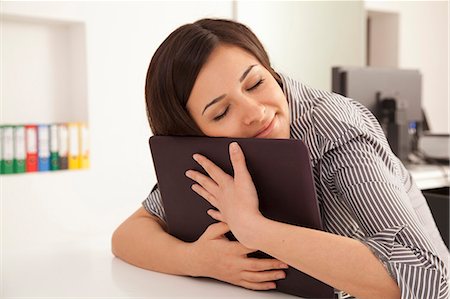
[1, 14, 88, 124]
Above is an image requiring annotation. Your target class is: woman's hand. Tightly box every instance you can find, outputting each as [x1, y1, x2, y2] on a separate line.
[185, 142, 265, 248]
[187, 221, 288, 290]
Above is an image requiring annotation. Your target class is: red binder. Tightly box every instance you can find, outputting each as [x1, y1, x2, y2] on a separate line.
[25, 125, 38, 172]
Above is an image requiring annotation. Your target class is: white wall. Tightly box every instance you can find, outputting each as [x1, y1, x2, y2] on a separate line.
[365, 0, 449, 133]
[2, 16, 86, 123]
[237, 1, 366, 91]
[367, 10, 399, 67]
[1, 2, 366, 254]
[1, 1, 233, 252]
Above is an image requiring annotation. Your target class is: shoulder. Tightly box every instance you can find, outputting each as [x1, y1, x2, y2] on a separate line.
[281, 74, 385, 157]
[312, 91, 370, 143]
[292, 82, 378, 145]
[282, 75, 371, 140]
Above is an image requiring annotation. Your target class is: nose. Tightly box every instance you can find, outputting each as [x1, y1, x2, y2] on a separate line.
[239, 97, 266, 126]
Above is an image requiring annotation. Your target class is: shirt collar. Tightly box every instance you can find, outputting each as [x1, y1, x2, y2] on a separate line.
[278, 73, 305, 140]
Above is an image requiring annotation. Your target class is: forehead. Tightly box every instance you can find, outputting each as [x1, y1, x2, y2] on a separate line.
[201, 44, 259, 73]
[187, 45, 260, 107]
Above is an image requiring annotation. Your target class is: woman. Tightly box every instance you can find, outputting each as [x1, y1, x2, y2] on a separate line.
[112, 18, 449, 298]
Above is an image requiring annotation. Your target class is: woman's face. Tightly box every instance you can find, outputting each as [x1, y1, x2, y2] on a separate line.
[186, 44, 290, 139]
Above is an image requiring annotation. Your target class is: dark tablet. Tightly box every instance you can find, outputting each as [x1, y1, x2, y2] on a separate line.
[149, 135, 335, 299]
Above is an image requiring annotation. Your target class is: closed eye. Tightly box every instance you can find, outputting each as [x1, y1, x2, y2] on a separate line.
[246, 78, 265, 91]
[212, 78, 264, 122]
[213, 106, 229, 122]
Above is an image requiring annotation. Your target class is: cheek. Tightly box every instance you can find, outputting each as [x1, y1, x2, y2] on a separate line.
[202, 122, 244, 138]
[267, 87, 287, 108]
[273, 87, 288, 111]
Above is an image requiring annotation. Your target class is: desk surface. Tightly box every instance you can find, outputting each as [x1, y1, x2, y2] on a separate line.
[3, 235, 298, 298]
[3, 164, 447, 298]
[407, 164, 450, 190]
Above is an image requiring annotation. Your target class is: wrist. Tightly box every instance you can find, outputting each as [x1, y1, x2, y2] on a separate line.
[183, 241, 206, 277]
[236, 213, 268, 249]
[179, 241, 199, 277]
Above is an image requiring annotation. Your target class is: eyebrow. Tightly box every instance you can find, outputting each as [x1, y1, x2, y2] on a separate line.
[201, 64, 257, 116]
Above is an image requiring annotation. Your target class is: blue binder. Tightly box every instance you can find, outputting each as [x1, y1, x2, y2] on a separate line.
[38, 124, 50, 171]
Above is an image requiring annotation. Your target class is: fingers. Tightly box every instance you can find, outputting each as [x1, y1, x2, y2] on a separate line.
[207, 209, 224, 222]
[244, 258, 289, 272]
[192, 154, 231, 186]
[239, 280, 277, 291]
[202, 222, 230, 240]
[241, 269, 286, 283]
[191, 183, 218, 208]
[186, 170, 219, 196]
[238, 264, 288, 291]
[229, 142, 252, 182]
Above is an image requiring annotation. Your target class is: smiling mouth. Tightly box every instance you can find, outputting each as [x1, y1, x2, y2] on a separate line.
[254, 115, 277, 138]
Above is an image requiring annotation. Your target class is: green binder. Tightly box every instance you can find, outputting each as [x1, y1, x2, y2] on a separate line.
[50, 124, 59, 170]
[1, 125, 14, 174]
[0, 126, 3, 174]
[13, 125, 26, 173]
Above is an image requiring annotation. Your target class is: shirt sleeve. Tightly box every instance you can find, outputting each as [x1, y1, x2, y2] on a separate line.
[322, 136, 449, 299]
[142, 183, 167, 224]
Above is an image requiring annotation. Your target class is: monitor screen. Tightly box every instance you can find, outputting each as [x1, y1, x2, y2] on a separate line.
[331, 66, 422, 161]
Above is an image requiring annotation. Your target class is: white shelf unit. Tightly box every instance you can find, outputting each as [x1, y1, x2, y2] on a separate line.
[1, 14, 89, 175]
[1, 14, 88, 125]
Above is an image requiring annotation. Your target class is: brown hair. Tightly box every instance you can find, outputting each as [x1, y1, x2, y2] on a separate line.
[145, 18, 281, 136]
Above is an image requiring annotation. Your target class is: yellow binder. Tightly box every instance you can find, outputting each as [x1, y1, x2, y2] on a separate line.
[80, 123, 90, 169]
[68, 123, 80, 169]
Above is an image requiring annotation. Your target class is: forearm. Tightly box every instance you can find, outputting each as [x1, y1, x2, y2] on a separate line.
[250, 218, 400, 299]
[112, 213, 193, 276]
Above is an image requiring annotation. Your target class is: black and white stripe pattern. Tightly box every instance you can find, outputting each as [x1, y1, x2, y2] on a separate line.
[143, 74, 449, 298]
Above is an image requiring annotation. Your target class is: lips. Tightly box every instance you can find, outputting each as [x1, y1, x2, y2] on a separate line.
[254, 115, 277, 138]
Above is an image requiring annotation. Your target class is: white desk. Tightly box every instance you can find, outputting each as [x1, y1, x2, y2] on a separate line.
[2, 235, 298, 298]
[407, 164, 450, 190]
[3, 164, 447, 298]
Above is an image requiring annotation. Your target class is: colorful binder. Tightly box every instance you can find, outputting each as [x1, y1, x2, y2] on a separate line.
[1, 125, 14, 174]
[25, 125, 38, 172]
[13, 125, 26, 173]
[68, 123, 80, 169]
[1, 122, 88, 174]
[58, 124, 69, 170]
[0, 126, 3, 174]
[38, 124, 50, 171]
[49, 124, 59, 170]
[80, 123, 90, 169]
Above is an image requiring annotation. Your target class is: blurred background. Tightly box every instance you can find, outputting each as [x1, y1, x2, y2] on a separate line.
[1, 1, 448, 296]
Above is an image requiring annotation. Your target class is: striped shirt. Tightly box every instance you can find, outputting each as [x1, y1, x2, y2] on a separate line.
[143, 73, 449, 298]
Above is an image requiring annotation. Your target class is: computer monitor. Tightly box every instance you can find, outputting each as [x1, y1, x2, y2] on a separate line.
[332, 66, 422, 162]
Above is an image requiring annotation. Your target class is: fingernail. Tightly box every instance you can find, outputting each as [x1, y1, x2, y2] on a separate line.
[230, 142, 239, 153]
[280, 263, 289, 269]
[192, 154, 198, 161]
[277, 273, 286, 279]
